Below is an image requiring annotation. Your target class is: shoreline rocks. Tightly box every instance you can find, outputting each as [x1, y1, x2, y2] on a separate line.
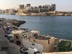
[8, 19, 26, 27]
[0, 18, 26, 27]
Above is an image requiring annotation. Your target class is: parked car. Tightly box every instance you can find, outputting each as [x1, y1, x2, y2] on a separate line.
[5, 33, 14, 42]
[20, 47, 40, 54]
[5, 33, 8, 37]
[20, 47, 28, 53]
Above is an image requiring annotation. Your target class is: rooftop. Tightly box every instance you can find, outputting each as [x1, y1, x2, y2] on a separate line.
[58, 41, 71, 48]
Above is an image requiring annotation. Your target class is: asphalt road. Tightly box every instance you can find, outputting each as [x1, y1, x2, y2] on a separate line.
[7, 43, 23, 54]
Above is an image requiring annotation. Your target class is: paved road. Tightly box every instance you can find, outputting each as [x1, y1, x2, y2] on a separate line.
[0, 21, 24, 54]
[7, 43, 23, 54]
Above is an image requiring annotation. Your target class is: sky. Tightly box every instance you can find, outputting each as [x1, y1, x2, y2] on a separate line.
[0, 0, 72, 11]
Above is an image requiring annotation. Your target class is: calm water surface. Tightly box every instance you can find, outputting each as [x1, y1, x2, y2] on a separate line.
[0, 14, 72, 40]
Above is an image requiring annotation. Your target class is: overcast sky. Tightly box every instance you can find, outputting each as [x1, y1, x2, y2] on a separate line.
[0, 0, 72, 11]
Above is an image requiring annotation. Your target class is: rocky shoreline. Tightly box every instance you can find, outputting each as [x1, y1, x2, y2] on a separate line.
[0, 18, 26, 27]
[8, 19, 26, 27]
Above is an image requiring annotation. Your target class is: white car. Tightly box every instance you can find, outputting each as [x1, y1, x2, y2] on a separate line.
[20, 47, 28, 53]
[5, 33, 14, 42]
[20, 46, 40, 54]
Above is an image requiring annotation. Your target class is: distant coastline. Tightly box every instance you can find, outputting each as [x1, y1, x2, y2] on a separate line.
[16, 11, 72, 16]
[0, 4, 72, 16]
[1, 11, 72, 16]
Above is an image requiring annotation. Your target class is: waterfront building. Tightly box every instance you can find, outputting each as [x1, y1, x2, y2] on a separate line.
[3, 9, 17, 15]
[8, 9, 17, 15]
[18, 4, 56, 15]
[12, 30, 25, 45]
[18, 4, 25, 14]
[26, 4, 31, 7]
[4, 9, 9, 14]
[31, 7, 39, 13]
[24, 7, 31, 13]
[42, 5, 48, 12]
[38, 5, 43, 8]
[18, 9, 24, 13]
[29, 30, 59, 52]
[38, 5, 50, 12]
[19, 4, 24, 9]
[50, 4, 56, 11]
[0, 9, 3, 14]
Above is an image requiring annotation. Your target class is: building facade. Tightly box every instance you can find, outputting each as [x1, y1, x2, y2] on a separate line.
[19, 4, 24, 9]
[50, 4, 56, 11]
[18, 4, 56, 13]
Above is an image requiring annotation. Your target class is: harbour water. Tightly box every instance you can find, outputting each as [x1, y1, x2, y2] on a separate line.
[0, 14, 72, 40]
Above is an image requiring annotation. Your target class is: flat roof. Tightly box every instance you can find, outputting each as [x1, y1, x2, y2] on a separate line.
[58, 41, 71, 48]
